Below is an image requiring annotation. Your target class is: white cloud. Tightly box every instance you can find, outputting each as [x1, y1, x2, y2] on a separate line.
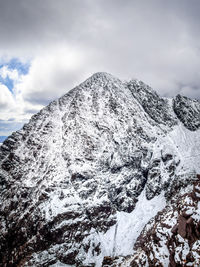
[0, 74, 42, 123]
[0, 83, 15, 115]
[0, 66, 19, 81]
[15, 46, 86, 105]
[0, 45, 87, 131]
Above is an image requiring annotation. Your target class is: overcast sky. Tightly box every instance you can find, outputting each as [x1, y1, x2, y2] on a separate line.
[0, 0, 200, 136]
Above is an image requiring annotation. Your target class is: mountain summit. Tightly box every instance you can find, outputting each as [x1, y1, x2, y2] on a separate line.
[0, 73, 200, 266]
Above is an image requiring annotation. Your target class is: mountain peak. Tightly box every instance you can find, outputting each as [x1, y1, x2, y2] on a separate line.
[0, 73, 200, 266]
[79, 71, 123, 90]
[90, 71, 115, 79]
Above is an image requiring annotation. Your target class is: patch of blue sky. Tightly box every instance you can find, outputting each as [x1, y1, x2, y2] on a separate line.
[6, 58, 30, 75]
[0, 58, 30, 75]
[0, 58, 30, 93]
[0, 120, 26, 136]
[0, 136, 7, 143]
[0, 75, 14, 92]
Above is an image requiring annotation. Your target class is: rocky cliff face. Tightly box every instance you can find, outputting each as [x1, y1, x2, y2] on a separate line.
[173, 94, 200, 131]
[0, 72, 200, 266]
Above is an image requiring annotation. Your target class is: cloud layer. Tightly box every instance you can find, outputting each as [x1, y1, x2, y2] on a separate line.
[0, 0, 200, 135]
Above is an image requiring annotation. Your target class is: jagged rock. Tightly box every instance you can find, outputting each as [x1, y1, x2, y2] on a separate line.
[126, 79, 177, 127]
[173, 94, 200, 131]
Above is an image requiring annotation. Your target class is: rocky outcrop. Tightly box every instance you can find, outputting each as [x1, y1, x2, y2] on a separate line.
[173, 94, 200, 131]
[0, 73, 200, 266]
[126, 80, 177, 127]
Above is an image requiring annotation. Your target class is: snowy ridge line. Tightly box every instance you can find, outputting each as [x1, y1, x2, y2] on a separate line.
[176, 171, 197, 177]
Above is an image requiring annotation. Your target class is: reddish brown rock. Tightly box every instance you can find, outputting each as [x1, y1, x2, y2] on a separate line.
[178, 215, 187, 238]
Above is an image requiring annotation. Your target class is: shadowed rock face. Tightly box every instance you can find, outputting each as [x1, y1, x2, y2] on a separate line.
[173, 94, 200, 131]
[126, 80, 177, 127]
[0, 72, 200, 266]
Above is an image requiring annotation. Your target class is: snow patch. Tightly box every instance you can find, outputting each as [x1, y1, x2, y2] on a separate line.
[166, 123, 200, 173]
[82, 190, 166, 266]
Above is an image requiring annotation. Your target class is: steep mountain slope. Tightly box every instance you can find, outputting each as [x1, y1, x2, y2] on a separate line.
[0, 72, 200, 266]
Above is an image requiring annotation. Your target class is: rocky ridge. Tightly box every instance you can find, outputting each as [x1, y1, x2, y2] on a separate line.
[0, 72, 200, 266]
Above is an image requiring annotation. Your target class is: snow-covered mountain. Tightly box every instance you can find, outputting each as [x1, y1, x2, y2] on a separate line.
[0, 72, 200, 266]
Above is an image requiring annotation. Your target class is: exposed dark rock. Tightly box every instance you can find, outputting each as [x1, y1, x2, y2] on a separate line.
[173, 94, 200, 131]
[127, 79, 177, 127]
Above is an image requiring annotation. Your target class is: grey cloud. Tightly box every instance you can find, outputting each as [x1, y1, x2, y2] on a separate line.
[0, 103, 8, 110]
[0, 0, 94, 56]
[0, 0, 200, 100]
